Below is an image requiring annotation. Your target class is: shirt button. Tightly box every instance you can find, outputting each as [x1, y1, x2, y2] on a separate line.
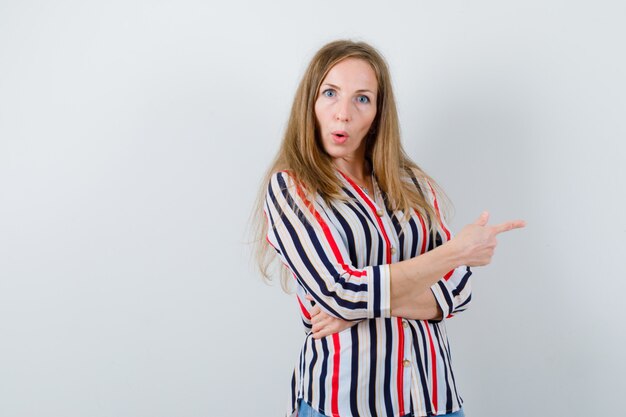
[391, 246, 397, 255]
[403, 359, 411, 367]
[402, 320, 409, 328]
[376, 209, 384, 217]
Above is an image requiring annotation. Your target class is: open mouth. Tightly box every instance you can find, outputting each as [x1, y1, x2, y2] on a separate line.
[332, 131, 349, 143]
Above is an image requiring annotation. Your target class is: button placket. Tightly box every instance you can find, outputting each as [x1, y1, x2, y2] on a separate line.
[371, 178, 401, 261]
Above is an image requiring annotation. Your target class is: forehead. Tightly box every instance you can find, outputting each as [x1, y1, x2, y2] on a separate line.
[321, 58, 378, 92]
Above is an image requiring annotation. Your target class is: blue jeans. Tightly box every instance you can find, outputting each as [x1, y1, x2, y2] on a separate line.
[297, 399, 466, 417]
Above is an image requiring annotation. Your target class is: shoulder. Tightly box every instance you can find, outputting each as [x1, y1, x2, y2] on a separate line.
[402, 166, 430, 195]
[402, 166, 448, 212]
[267, 170, 318, 209]
[267, 170, 301, 196]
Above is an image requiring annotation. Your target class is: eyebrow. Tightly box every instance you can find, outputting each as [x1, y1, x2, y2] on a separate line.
[321, 83, 376, 94]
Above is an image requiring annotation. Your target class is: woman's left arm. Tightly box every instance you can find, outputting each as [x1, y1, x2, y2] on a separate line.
[429, 264, 472, 321]
[416, 175, 473, 322]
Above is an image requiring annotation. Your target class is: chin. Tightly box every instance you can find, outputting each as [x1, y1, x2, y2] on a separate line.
[322, 147, 352, 160]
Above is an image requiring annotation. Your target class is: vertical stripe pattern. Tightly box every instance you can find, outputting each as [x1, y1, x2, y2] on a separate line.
[265, 170, 472, 417]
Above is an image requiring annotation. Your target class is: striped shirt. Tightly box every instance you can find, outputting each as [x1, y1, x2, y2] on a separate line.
[264, 169, 472, 417]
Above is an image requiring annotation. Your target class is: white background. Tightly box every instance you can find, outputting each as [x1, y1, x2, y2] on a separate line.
[1, 1, 625, 416]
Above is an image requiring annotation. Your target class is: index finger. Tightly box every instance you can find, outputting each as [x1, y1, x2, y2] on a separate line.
[491, 220, 526, 235]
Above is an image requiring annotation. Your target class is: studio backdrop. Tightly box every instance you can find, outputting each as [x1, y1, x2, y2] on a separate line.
[1, 1, 624, 416]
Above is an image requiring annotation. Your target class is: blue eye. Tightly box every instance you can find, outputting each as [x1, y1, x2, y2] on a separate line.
[357, 95, 370, 104]
[322, 89, 336, 98]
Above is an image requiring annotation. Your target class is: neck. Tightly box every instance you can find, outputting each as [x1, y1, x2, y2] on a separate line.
[333, 156, 370, 183]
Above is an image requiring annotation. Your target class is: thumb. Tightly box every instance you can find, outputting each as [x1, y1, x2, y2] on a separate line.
[474, 211, 489, 226]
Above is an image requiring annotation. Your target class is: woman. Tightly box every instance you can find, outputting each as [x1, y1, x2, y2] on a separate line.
[255, 40, 524, 417]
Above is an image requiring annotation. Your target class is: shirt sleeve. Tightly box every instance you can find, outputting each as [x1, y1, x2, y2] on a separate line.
[430, 265, 473, 320]
[418, 176, 473, 321]
[264, 171, 392, 321]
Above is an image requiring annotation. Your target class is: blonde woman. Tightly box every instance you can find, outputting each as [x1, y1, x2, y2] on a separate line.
[255, 40, 524, 417]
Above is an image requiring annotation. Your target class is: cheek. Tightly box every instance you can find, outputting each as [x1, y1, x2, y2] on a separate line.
[369, 106, 378, 122]
[360, 101, 376, 117]
[362, 110, 377, 130]
[314, 102, 325, 126]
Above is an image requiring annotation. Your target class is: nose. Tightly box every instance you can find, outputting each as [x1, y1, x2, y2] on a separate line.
[335, 98, 351, 122]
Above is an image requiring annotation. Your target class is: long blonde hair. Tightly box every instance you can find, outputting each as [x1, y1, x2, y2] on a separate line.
[253, 40, 447, 290]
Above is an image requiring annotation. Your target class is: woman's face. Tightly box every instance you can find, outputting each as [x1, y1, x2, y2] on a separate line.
[314, 58, 378, 164]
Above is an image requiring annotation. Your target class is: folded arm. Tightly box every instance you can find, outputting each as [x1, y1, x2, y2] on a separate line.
[265, 171, 524, 327]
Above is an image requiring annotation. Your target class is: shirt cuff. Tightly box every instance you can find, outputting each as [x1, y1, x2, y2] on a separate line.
[430, 279, 453, 321]
[366, 264, 391, 319]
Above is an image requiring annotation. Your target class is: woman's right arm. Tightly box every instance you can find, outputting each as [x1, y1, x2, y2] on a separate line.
[265, 171, 390, 321]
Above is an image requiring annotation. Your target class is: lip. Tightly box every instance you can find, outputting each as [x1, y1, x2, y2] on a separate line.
[331, 130, 349, 144]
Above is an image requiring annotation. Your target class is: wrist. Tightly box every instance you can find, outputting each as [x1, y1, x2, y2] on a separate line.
[440, 239, 465, 269]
